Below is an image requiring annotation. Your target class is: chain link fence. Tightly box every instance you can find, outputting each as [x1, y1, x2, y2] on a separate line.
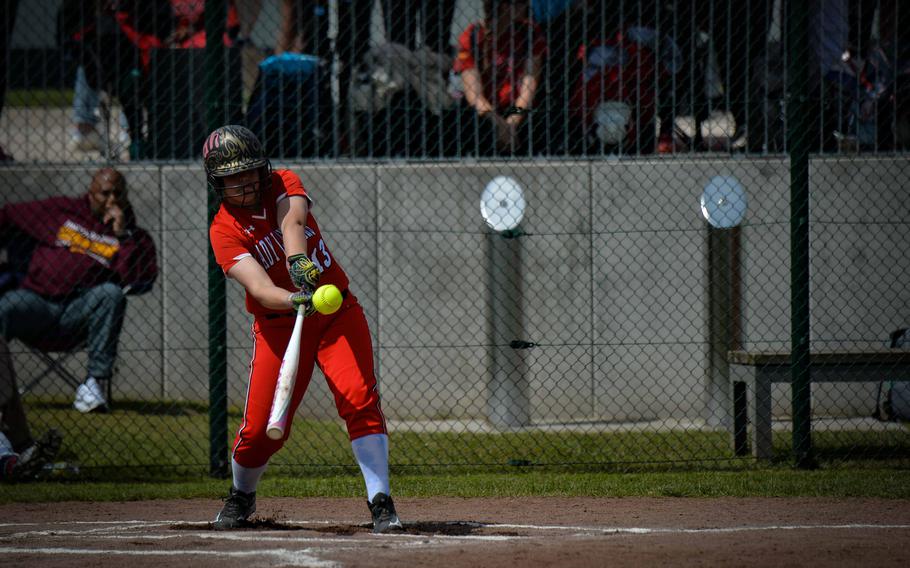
[1, 1, 908, 477]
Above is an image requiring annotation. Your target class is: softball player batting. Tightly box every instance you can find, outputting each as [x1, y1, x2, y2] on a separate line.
[204, 125, 401, 533]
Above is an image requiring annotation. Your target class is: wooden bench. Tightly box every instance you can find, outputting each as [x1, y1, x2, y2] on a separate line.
[728, 350, 910, 459]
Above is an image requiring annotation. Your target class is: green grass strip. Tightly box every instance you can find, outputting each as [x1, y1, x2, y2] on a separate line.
[4, 469, 910, 504]
[25, 401, 910, 475]
[6, 89, 74, 108]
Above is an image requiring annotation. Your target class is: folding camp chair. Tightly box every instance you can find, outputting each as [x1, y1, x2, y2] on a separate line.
[23, 352, 82, 392]
[15, 335, 107, 399]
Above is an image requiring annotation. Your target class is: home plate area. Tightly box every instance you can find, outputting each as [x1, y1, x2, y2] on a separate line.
[2, 497, 910, 567]
[0, 518, 564, 568]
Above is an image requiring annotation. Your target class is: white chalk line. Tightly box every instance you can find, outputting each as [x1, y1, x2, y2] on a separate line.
[0, 519, 356, 531]
[493, 522, 910, 535]
[124, 532, 521, 543]
[4, 523, 177, 538]
[6, 519, 910, 538]
[0, 521, 521, 566]
[89, 533, 513, 549]
[5, 518, 910, 563]
[6, 518, 910, 535]
[0, 521, 910, 568]
[4, 528, 524, 544]
[0, 520, 180, 528]
[0, 546, 339, 567]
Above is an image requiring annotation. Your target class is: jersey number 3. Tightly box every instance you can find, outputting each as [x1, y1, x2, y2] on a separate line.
[309, 239, 332, 273]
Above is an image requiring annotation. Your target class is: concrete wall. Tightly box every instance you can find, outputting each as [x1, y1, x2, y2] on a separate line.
[3, 156, 908, 425]
[739, 156, 910, 417]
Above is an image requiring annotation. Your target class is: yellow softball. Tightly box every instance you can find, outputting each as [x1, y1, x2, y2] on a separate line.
[312, 284, 343, 315]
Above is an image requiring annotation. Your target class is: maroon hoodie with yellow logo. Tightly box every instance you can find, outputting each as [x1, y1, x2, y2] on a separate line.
[0, 195, 157, 298]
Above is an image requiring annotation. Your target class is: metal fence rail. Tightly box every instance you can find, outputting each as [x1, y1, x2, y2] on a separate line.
[0, 1, 908, 476]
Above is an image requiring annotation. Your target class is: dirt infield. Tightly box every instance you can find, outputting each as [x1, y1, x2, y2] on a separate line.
[3, 497, 910, 567]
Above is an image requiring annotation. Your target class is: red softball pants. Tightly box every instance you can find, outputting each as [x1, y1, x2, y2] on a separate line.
[231, 294, 386, 468]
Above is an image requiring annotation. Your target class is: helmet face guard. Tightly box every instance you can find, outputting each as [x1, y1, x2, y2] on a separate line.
[217, 167, 272, 209]
[202, 125, 271, 208]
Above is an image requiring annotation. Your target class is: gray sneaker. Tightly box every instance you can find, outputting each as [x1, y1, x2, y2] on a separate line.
[368, 492, 403, 534]
[73, 377, 107, 413]
[213, 487, 256, 530]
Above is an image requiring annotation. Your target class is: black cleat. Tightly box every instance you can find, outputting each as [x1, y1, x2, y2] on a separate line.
[368, 492, 403, 534]
[213, 487, 256, 530]
[15, 429, 63, 480]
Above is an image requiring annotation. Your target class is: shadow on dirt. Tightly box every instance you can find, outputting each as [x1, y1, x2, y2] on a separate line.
[171, 519, 520, 536]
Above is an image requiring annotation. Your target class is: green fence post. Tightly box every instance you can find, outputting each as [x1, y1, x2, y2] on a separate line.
[787, 0, 815, 469]
[205, 0, 229, 478]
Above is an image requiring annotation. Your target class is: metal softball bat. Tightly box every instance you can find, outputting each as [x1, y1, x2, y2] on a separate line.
[266, 304, 306, 440]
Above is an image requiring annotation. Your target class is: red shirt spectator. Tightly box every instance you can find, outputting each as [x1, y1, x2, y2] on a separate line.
[453, 18, 547, 113]
[168, 0, 240, 48]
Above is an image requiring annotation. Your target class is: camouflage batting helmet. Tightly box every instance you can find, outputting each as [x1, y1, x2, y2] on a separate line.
[202, 125, 269, 189]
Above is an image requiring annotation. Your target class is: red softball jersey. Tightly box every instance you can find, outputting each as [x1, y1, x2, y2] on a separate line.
[209, 168, 349, 317]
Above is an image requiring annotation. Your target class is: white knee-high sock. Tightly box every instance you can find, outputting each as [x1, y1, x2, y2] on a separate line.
[232, 459, 267, 494]
[351, 433, 390, 501]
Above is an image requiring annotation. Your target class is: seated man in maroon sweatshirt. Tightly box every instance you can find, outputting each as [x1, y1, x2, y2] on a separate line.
[0, 168, 158, 413]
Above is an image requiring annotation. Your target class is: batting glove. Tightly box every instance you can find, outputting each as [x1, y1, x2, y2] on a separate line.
[288, 254, 320, 292]
[288, 290, 316, 317]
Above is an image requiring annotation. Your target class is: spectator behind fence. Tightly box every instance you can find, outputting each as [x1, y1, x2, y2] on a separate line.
[530, 0, 581, 156]
[0, 168, 158, 413]
[820, 1, 910, 152]
[167, 0, 240, 48]
[270, 1, 372, 156]
[698, 0, 771, 152]
[357, 0, 455, 157]
[452, 0, 547, 156]
[580, 0, 763, 153]
[381, 0, 456, 56]
[0, 337, 62, 482]
[232, 0, 265, 104]
[59, 1, 240, 160]
[67, 64, 134, 155]
[810, 0, 849, 152]
[845, 0, 910, 59]
[58, 0, 174, 160]
[569, 24, 681, 155]
[595, 0, 771, 153]
[0, 0, 18, 161]
[649, 0, 707, 154]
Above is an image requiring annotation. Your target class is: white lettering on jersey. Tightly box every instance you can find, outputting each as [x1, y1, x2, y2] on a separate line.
[252, 226, 329, 273]
[253, 229, 287, 270]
